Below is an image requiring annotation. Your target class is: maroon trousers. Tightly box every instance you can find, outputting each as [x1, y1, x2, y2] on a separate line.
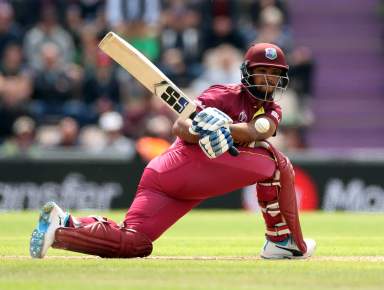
[76, 144, 280, 241]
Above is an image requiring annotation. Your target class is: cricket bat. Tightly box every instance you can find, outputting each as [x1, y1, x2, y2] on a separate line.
[98, 32, 238, 156]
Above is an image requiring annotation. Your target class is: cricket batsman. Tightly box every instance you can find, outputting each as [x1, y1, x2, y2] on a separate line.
[30, 43, 316, 259]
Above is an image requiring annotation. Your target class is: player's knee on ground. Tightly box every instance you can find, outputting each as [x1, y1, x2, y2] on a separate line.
[52, 221, 153, 258]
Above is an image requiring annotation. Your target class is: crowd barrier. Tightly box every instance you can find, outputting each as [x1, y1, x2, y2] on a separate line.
[1, 151, 383, 211]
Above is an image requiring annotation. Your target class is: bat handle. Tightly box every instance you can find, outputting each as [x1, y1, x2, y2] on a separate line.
[189, 112, 239, 157]
[228, 146, 240, 156]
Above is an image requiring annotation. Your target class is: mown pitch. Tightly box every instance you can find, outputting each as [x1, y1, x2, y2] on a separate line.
[1, 210, 384, 290]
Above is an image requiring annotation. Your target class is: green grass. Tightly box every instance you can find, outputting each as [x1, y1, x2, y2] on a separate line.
[1, 210, 384, 290]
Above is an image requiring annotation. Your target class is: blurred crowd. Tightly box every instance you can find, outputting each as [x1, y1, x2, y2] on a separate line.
[0, 0, 315, 159]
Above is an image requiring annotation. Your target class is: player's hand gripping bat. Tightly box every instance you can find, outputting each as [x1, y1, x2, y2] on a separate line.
[98, 32, 239, 156]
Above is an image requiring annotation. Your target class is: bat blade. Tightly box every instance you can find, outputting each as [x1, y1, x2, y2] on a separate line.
[98, 32, 196, 120]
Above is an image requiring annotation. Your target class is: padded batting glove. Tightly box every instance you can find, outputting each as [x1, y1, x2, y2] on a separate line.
[189, 107, 233, 137]
[198, 127, 234, 159]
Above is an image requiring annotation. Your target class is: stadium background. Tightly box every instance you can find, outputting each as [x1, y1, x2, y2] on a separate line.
[0, 0, 383, 212]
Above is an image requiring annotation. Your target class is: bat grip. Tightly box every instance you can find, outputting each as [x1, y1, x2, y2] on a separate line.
[189, 112, 239, 157]
[228, 146, 240, 157]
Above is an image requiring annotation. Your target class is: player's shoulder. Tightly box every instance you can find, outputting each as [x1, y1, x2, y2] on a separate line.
[265, 100, 282, 111]
[204, 84, 242, 96]
[211, 83, 242, 93]
[197, 84, 242, 111]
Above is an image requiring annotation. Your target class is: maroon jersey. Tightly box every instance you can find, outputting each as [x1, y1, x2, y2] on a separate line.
[170, 83, 282, 150]
[195, 84, 282, 127]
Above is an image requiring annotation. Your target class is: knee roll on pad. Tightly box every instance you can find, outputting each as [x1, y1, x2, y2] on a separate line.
[52, 221, 153, 258]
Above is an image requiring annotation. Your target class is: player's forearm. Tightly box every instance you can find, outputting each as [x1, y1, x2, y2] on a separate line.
[229, 121, 273, 144]
[172, 116, 275, 145]
[172, 118, 200, 144]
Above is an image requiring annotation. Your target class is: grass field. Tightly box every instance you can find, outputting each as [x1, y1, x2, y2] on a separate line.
[1, 210, 384, 290]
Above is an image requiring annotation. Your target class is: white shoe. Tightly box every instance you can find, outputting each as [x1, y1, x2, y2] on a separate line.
[260, 235, 316, 259]
[30, 202, 69, 258]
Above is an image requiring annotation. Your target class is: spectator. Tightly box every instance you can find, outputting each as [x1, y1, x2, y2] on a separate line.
[158, 48, 196, 88]
[249, 0, 289, 25]
[160, 2, 203, 65]
[0, 42, 32, 138]
[0, 115, 36, 156]
[122, 95, 153, 139]
[144, 114, 173, 142]
[0, 1, 23, 59]
[289, 46, 315, 103]
[0, 42, 32, 107]
[124, 20, 160, 62]
[58, 117, 79, 147]
[277, 89, 309, 151]
[113, 20, 160, 108]
[78, 24, 100, 69]
[201, 0, 239, 27]
[23, 4, 75, 70]
[99, 111, 136, 158]
[253, 6, 293, 53]
[31, 42, 86, 123]
[0, 0, 314, 155]
[64, 4, 84, 59]
[202, 15, 247, 51]
[190, 44, 243, 95]
[35, 124, 61, 148]
[106, 0, 161, 29]
[33, 116, 80, 150]
[283, 46, 316, 150]
[76, 0, 105, 22]
[121, 91, 176, 141]
[78, 125, 106, 153]
[8, 0, 42, 29]
[83, 50, 120, 116]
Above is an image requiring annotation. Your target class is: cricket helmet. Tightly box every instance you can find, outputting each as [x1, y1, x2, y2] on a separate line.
[241, 43, 289, 101]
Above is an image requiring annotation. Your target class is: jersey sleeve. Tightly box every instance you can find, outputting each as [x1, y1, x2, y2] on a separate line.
[265, 102, 283, 129]
[194, 85, 228, 112]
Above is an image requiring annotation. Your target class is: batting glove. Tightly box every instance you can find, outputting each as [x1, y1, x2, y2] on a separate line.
[198, 127, 234, 159]
[189, 107, 233, 137]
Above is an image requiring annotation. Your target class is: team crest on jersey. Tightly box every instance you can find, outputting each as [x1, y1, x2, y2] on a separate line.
[265, 48, 278, 60]
[238, 111, 248, 122]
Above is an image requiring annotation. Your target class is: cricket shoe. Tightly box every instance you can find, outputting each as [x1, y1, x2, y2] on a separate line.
[30, 201, 69, 258]
[260, 235, 316, 259]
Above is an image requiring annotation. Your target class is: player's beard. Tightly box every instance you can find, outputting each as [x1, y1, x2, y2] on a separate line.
[248, 85, 274, 102]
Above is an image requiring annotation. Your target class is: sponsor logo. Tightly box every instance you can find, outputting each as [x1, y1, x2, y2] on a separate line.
[275, 245, 303, 257]
[323, 179, 384, 211]
[270, 110, 280, 122]
[265, 48, 278, 60]
[0, 173, 122, 210]
[238, 111, 248, 122]
[156, 81, 190, 114]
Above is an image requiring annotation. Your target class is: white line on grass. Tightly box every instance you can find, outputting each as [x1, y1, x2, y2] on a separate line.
[1, 256, 384, 262]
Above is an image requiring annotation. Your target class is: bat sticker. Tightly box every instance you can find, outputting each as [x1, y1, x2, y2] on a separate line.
[155, 81, 190, 114]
